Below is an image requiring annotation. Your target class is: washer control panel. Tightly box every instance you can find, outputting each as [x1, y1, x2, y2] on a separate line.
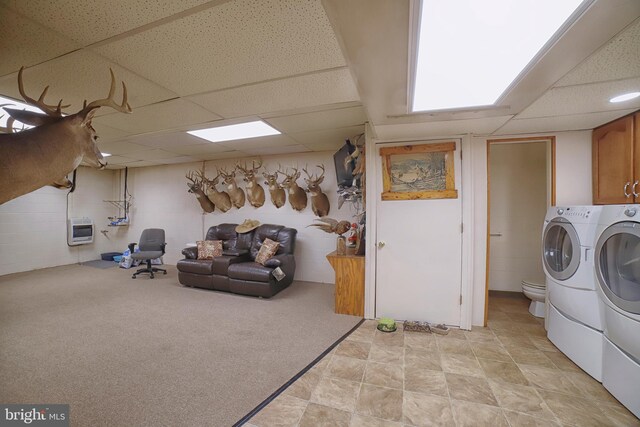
[556, 207, 592, 219]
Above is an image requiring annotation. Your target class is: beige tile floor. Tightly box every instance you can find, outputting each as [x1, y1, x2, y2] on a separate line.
[246, 296, 640, 427]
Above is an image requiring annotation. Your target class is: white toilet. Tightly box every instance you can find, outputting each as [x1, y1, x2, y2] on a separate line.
[522, 278, 546, 318]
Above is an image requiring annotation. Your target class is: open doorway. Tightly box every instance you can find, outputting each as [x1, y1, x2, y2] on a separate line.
[484, 137, 556, 326]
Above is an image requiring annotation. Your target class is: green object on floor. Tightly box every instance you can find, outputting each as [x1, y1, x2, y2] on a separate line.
[377, 317, 397, 332]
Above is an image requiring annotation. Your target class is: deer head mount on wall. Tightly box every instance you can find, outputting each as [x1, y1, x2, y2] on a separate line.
[303, 164, 330, 217]
[186, 170, 215, 213]
[201, 169, 233, 212]
[279, 166, 307, 212]
[219, 167, 245, 208]
[236, 159, 265, 208]
[0, 67, 132, 204]
[262, 169, 286, 209]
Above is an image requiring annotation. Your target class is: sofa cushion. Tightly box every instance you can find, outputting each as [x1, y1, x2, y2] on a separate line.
[250, 224, 283, 258]
[177, 259, 214, 275]
[205, 224, 254, 251]
[212, 255, 248, 276]
[197, 240, 222, 260]
[228, 262, 273, 282]
[255, 238, 279, 265]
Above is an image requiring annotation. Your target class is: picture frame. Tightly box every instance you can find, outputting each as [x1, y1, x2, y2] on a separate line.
[380, 141, 458, 200]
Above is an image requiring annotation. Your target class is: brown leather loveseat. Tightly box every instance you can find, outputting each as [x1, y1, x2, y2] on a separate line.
[177, 223, 297, 298]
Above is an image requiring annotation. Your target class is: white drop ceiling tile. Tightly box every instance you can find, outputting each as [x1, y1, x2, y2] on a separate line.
[518, 77, 640, 118]
[265, 106, 367, 134]
[120, 149, 182, 161]
[289, 125, 365, 146]
[373, 116, 513, 140]
[197, 150, 249, 161]
[154, 156, 200, 165]
[96, 99, 221, 135]
[103, 155, 138, 165]
[94, 0, 346, 95]
[105, 164, 126, 170]
[126, 131, 211, 148]
[164, 143, 235, 157]
[92, 123, 130, 142]
[302, 141, 345, 152]
[242, 145, 312, 156]
[556, 18, 640, 87]
[0, 5, 79, 77]
[122, 160, 162, 168]
[216, 135, 299, 151]
[188, 69, 359, 118]
[0, 50, 177, 113]
[97, 141, 151, 156]
[3, 0, 213, 45]
[494, 109, 637, 135]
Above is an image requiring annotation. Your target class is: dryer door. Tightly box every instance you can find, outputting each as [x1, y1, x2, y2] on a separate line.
[595, 221, 640, 314]
[542, 218, 580, 281]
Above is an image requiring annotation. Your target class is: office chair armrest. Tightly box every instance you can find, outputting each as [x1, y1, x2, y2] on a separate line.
[128, 242, 137, 253]
[161, 243, 167, 254]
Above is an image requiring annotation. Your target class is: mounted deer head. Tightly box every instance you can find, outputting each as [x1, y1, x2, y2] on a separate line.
[262, 168, 286, 209]
[279, 166, 307, 212]
[186, 170, 215, 213]
[0, 67, 132, 204]
[236, 159, 265, 208]
[219, 167, 245, 208]
[200, 169, 232, 212]
[303, 164, 330, 217]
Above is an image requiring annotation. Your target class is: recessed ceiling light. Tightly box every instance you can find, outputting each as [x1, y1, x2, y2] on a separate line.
[610, 92, 640, 103]
[412, 0, 585, 112]
[187, 120, 280, 143]
[101, 153, 112, 157]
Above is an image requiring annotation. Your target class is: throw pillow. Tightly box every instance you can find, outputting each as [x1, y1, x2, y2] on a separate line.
[197, 240, 222, 260]
[255, 238, 279, 266]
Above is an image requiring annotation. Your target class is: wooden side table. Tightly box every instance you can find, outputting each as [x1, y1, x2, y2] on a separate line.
[327, 249, 365, 316]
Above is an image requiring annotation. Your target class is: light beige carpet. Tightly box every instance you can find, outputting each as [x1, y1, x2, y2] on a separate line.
[0, 264, 360, 426]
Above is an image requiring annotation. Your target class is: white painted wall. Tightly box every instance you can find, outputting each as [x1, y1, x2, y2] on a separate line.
[471, 130, 592, 325]
[488, 143, 547, 292]
[106, 151, 357, 284]
[0, 167, 119, 276]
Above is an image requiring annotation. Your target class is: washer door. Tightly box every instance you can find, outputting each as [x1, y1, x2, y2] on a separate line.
[595, 221, 640, 314]
[542, 218, 580, 281]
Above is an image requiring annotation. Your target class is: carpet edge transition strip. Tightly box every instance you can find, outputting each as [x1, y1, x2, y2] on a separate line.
[233, 318, 366, 426]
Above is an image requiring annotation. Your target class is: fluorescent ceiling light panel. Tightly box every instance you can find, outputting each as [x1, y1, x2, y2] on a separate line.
[412, 0, 584, 112]
[187, 120, 280, 143]
[610, 92, 640, 103]
[101, 153, 112, 157]
[0, 95, 44, 130]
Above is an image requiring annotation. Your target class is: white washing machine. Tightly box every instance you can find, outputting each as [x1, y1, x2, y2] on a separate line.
[593, 204, 640, 417]
[542, 205, 604, 380]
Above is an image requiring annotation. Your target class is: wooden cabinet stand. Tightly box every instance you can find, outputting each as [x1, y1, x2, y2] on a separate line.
[327, 250, 364, 316]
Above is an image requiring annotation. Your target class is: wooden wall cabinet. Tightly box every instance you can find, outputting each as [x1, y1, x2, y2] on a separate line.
[593, 113, 639, 204]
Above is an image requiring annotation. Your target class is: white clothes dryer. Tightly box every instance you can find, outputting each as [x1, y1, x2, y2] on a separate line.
[542, 205, 604, 380]
[593, 204, 640, 417]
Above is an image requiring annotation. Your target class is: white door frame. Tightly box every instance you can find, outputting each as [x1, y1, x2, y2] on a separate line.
[363, 126, 474, 330]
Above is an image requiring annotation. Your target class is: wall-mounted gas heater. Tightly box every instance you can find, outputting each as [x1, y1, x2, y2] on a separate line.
[67, 217, 94, 246]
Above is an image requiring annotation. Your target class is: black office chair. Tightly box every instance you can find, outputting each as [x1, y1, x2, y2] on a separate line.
[129, 228, 167, 279]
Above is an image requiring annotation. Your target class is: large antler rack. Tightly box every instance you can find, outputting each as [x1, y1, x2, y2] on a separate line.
[18, 67, 70, 117]
[83, 69, 132, 114]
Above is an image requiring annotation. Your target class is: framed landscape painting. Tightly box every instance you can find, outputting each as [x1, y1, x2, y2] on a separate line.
[380, 141, 458, 200]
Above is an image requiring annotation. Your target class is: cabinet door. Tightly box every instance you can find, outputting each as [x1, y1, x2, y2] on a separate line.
[592, 115, 634, 204]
